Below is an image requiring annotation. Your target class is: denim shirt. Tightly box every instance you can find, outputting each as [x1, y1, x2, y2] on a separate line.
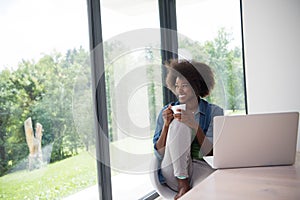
[153, 98, 223, 184]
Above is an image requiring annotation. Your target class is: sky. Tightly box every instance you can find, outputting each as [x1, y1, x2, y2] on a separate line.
[0, 0, 89, 70]
[0, 0, 242, 70]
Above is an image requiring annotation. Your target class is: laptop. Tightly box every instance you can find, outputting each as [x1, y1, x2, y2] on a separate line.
[204, 112, 299, 169]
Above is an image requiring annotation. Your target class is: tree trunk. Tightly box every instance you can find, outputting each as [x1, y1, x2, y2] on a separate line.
[24, 117, 43, 170]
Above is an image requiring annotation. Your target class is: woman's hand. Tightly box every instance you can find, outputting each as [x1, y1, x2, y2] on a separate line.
[174, 109, 198, 130]
[155, 105, 174, 154]
[162, 105, 174, 127]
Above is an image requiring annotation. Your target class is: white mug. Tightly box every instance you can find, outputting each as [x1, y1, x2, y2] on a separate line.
[171, 104, 186, 114]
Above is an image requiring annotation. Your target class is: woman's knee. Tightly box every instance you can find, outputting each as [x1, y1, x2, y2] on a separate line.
[168, 120, 190, 137]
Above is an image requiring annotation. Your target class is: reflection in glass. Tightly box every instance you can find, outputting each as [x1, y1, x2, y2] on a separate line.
[100, 1, 162, 199]
[177, 0, 246, 115]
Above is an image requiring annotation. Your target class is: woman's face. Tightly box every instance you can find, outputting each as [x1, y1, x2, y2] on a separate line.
[175, 77, 196, 104]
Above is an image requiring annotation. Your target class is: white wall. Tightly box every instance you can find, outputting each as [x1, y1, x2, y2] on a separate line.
[242, 0, 300, 150]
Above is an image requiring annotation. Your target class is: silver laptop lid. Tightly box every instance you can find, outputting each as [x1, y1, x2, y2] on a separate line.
[212, 112, 299, 169]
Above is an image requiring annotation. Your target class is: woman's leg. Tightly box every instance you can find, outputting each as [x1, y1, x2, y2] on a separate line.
[190, 159, 215, 187]
[161, 120, 193, 191]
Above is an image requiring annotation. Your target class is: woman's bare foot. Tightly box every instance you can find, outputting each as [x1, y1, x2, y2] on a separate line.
[174, 178, 190, 199]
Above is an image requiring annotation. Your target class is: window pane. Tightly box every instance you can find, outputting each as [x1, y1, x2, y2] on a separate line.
[0, 0, 97, 199]
[176, 0, 246, 115]
[100, 0, 161, 199]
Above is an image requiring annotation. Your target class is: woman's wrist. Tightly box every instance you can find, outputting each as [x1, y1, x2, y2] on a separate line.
[163, 122, 170, 129]
[191, 121, 199, 131]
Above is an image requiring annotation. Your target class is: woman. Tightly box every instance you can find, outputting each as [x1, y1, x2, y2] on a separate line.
[153, 59, 223, 199]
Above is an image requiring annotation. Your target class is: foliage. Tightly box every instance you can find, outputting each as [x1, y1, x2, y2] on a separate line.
[178, 28, 245, 111]
[145, 47, 159, 130]
[0, 47, 90, 175]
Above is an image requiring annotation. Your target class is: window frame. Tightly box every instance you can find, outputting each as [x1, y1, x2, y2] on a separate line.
[87, 0, 112, 199]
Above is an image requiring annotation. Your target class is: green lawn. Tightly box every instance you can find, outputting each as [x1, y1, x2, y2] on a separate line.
[0, 137, 153, 200]
[0, 151, 97, 200]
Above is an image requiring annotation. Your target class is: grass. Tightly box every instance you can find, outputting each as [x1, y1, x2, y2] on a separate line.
[0, 137, 153, 200]
[0, 151, 97, 200]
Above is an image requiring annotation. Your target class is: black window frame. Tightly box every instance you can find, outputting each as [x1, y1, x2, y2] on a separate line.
[87, 0, 112, 199]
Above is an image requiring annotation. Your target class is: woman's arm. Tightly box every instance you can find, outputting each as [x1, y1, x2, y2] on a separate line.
[199, 105, 224, 156]
[195, 127, 213, 156]
[155, 105, 174, 155]
[155, 123, 169, 155]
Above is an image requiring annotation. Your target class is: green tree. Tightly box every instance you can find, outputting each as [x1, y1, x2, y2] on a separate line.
[0, 47, 90, 175]
[0, 69, 14, 175]
[31, 49, 87, 161]
[179, 28, 245, 111]
[103, 41, 127, 141]
[0, 59, 46, 175]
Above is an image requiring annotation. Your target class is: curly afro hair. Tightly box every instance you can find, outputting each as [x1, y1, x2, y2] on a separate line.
[165, 59, 215, 98]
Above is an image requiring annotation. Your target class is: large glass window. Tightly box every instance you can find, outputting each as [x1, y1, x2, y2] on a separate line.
[0, 0, 247, 199]
[176, 0, 246, 115]
[0, 0, 98, 199]
[94, 0, 247, 199]
[100, 0, 162, 199]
